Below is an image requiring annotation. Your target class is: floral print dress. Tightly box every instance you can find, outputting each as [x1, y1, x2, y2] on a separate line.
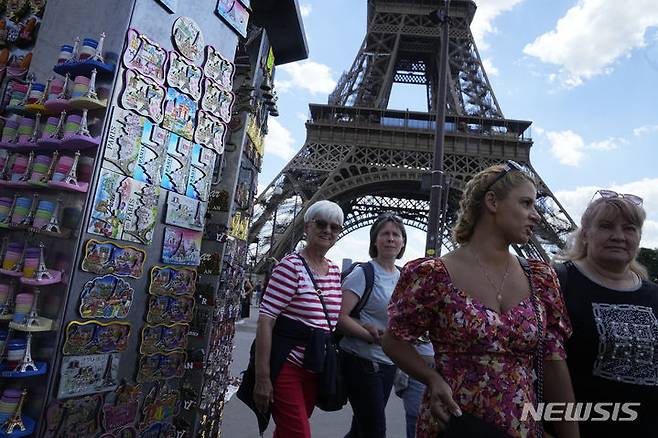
[387, 257, 572, 438]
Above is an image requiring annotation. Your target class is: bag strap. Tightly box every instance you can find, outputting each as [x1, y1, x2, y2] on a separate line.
[350, 262, 375, 318]
[298, 254, 335, 334]
[517, 256, 544, 438]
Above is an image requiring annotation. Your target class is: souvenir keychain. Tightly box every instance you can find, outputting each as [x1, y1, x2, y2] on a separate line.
[79, 275, 134, 319]
[63, 320, 131, 355]
[57, 353, 120, 398]
[81, 239, 147, 278]
[148, 265, 196, 297]
[122, 29, 168, 84]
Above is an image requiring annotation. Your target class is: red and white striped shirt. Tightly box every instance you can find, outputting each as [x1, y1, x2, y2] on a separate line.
[260, 253, 342, 367]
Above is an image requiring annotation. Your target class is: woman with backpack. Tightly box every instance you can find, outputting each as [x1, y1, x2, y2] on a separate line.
[337, 213, 407, 438]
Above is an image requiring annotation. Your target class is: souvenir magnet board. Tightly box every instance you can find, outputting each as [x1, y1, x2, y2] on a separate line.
[81, 239, 146, 278]
[79, 274, 134, 319]
[122, 28, 168, 84]
[148, 265, 196, 297]
[63, 320, 131, 355]
[57, 353, 120, 398]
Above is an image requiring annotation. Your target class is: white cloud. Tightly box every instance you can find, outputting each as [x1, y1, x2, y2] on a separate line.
[523, 0, 658, 87]
[482, 58, 499, 76]
[542, 129, 621, 166]
[276, 60, 336, 95]
[300, 4, 312, 17]
[471, 0, 525, 50]
[296, 112, 308, 123]
[633, 124, 658, 137]
[555, 179, 658, 248]
[264, 119, 297, 160]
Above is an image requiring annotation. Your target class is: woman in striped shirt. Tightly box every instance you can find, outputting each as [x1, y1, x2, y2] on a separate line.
[253, 200, 344, 437]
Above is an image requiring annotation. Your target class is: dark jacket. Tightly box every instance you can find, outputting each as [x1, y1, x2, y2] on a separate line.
[236, 315, 335, 434]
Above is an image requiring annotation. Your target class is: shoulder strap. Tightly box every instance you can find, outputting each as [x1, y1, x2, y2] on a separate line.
[350, 262, 375, 318]
[298, 255, 334, 333]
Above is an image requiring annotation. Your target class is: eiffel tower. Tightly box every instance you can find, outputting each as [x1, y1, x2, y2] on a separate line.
[249, 0, 576, 266]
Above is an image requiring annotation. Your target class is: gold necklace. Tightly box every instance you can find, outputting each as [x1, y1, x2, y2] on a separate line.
[471, 249, 512, 303]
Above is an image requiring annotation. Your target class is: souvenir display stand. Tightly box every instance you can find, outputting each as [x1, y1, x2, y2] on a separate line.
[0, 0, 250, 436]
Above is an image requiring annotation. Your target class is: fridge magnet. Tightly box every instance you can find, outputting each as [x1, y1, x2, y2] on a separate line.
[160, 133, 193, 194]
[100, 427, 138, 438]
[194, 109, 226, 154]
[140, 323, 189, 355]
[148, 265, 196, 297]
[79, 275, 134, 319]
[203, 45, 234, 90]
[162, 87, 196, 141]
[186, 145, 216, 201]
[201, 77, 234, 122]
[122, 29, 168, 84]
[162, 226, 202, 266]
[121, 180, 160, 245]
[165, 191, 206, 231]
[146, 295, 194, 324]
[139, 422, 175, 437]
[215, 0, 249, 38]
[171, 17, 204, 63]
[166, 51, 202, 100]
[120, 69, 165, 123]
[139, 383, 179, 430]
[63, 320, 131, 355]
[44, 394, 104, 438]
[136, 351, 187, 383]
[199, 252, 221, 276]
[81, 239, 146, 278]
[87, 168, 131, 239]
[102, 383, 141, 433]
[57, 353, 120, 399]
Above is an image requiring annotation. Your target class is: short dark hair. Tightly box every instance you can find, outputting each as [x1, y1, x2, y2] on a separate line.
[369, 213, 407, 259]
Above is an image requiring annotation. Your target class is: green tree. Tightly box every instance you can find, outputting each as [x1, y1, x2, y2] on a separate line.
[638, 247, 658, 282]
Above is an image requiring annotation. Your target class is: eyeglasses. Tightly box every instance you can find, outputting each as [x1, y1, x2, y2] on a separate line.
[312, 219, 343, 233]
[483, 160, 530, 193]
[592, 189, 643, 206]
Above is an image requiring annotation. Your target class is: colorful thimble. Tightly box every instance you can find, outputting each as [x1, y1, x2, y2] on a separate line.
[29, 154, 52, 184]
[1, 242, 23, 270]
[57, 44, 74, 64]
[16, 117, 35, 143]
[26, 83, 45, 104]
[47, 77, 65, 100]
[62, 114, 81, 138]
[78, 38, 98, 60]
[0, 387, 22, 422]
[0, 197, 12, 221]
[1, 118, 19, 143]
[32, 199, 55, 228]
[77, 156, 94, 182]
[41, 116, 61, 140]
[12, 292, 33, 323]
[9, 155, 28, 181]
[5, 339, 26, 369]
[51, 154, 74, 182]
[70, 75, 90, 99]
[10, 196, 31, 223]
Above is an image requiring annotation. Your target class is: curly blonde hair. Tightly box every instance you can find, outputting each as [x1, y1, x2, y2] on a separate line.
[452, 164, 537, 244]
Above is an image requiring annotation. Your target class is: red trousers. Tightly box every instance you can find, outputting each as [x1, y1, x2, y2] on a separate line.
[271, 361, 318, 438]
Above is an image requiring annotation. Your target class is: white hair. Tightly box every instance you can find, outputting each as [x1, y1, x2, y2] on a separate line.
[304, 200, 344, 225]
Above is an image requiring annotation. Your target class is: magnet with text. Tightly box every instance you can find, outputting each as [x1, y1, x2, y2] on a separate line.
[123, 28, 168, 84]
[79, 275, 134, 319]
[136, 351, 186, 383]
[146, 294, 194, 324]
[120, 69, 165, 123]
[81, 239, 147, 278]
[140, 323, 189, 354]
[162, 87, 196, 141]
[161, 226, 202, 266]
[57, 353, 120, 398]
[166, 51, 202, 100]
[165, 191, 206, 231]
[200, 77, 233, 122]
[171, 17, 204, 63]
[194, 109, 226, 154]
[63, 320, 131, 355]
[203, 45, 234, 90]
[148, 265, 196, 297]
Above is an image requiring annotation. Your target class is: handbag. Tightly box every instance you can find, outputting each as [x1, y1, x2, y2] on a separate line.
[440, 257, 544, 438]
[298, 255, 348, 412]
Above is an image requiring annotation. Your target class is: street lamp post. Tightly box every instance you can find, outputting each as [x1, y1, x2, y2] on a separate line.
[425, 1, 451, 257]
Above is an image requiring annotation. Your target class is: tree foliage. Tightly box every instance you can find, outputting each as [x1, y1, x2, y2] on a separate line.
[638, 247, 658, 282]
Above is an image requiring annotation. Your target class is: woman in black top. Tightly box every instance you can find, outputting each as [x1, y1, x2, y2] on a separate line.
[555, 190, 658, 438]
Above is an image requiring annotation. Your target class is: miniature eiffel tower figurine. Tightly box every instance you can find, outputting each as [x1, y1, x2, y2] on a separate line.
[37, 78, 51, 105]
[3, 388, 28, 433]
[62, 151, 80, 186]
[23, 288, 41, 327]
[85, 68, 98, 100]
[1, 195, 17, 225]
[76, 108, 91, 137]
[101, 353, 116, 386]
[10, 243, 26, 274]
[14, 333, 37, 372]
[69, 36, 80, 63]
[29, 112, 42, 143]
[0, 237, 8, 264]
[0, 279, 15, 318]
[18, 151, 35, 182]
[20, 193, 38, 226]
[40, 150, 59, 184]
[49, 111, 67, 140]
[42, 197, 62, 234]
[19, 80, 33, 107]
[33, 242, 54, 281]
[56, 73, 70, 100]
[91, 32, 106, 63]
[0, 153, 11, 181]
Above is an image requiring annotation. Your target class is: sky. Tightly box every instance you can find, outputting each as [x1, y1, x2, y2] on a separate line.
[258, 0, 658, 266]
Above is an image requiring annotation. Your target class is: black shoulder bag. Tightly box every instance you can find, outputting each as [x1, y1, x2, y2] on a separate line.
[298, 256, 348, 412]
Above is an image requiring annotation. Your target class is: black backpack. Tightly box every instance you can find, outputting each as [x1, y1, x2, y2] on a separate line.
[341, 261, 402, 318]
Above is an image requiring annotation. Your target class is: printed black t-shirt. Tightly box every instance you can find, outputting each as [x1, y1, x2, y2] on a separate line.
[561, 261, 658, 437]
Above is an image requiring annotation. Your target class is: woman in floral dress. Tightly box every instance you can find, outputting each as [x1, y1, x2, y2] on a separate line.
[382, 162, 580, 438]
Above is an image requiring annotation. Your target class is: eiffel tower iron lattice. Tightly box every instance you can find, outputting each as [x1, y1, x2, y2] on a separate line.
[249, 0, 576, 268]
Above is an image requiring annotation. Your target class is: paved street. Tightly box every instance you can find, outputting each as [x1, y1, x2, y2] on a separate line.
[220, 305, 407, 437]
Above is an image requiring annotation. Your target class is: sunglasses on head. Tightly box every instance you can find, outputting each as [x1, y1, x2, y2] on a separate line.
[484, 160, 531, 193]
[592, 189, 643, 206]
[312, 219, 343, 233]
[375, 213, 404, 223]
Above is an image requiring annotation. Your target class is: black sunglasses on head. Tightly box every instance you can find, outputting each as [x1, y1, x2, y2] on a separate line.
[483, 160, 531, 193]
